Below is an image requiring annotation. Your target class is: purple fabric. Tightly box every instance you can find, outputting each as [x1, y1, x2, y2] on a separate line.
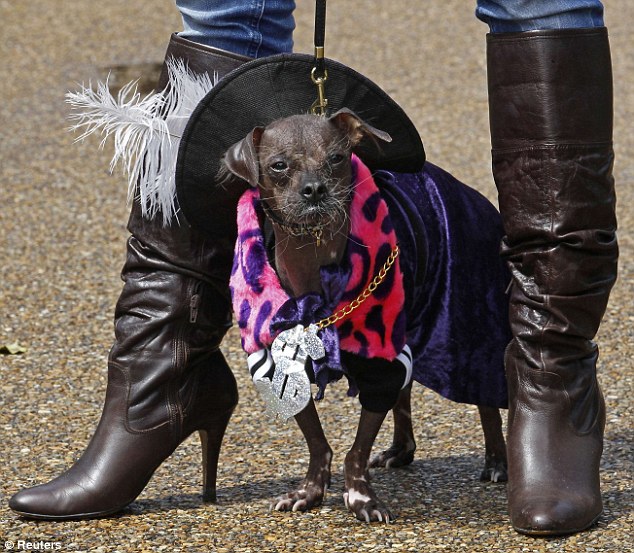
[270, 264, 349, 397]
[376, 163, 511, 408]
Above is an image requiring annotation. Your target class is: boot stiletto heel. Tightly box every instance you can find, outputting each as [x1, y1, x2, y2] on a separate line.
[199, 408, 235, 503]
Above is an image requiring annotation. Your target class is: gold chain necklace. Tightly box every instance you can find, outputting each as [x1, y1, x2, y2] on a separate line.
[313, 244, 400, 331]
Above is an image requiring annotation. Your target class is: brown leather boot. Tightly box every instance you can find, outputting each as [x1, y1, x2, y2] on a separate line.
[486, 28, 618, 535]
[9, 34, 250, 520]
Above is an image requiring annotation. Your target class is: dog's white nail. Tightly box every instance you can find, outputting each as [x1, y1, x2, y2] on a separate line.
[373, 510, 383, 522]
[292, 500, 307, 512]
[361, 509, 370, 523]
[274, 499, 288, 511]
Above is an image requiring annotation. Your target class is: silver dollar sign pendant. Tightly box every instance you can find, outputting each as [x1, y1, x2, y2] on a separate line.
[267, 324, 326, 421]
[300, 324, 326, 361]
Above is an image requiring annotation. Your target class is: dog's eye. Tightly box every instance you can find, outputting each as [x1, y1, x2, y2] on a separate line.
[270, 161, 289, 172]
[329, 153, 346, 165]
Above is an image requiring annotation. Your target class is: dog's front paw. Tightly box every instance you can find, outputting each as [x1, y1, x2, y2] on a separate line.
[369, 442, 415, 469]
[343, 488, 395, 523]
[272, 484, 325, 513]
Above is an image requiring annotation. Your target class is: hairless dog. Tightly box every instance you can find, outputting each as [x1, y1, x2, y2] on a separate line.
[221, 110, 508, 523]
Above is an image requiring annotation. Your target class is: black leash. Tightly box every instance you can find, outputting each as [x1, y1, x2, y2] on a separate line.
[310, 0, 329, 115]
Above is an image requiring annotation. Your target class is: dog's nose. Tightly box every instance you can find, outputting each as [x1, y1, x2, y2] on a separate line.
[301, 180, 328, 203]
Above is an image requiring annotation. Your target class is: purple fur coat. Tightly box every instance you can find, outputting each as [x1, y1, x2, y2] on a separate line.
[379, 162, 511, 408]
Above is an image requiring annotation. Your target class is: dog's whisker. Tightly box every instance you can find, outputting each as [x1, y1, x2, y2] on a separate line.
[294, 240, 318, 251]
[275, 235, 293, 257]
[331, 218, 352, 242]
[345, 235, 370, 249]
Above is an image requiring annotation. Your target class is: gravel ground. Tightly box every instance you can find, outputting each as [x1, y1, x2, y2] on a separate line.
[1, 1, 632, 551]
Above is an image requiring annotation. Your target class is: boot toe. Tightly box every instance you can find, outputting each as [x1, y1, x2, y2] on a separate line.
[9, 486, 59, 519]
[511, 497, 602, 536]
[9, 479, 123, 520]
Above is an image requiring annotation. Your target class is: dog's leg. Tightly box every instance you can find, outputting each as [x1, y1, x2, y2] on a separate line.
[344, 408, 394, 523]
[477, 406, 508, 483]
[369, 384, 416, 468]
[273, 397, 333, 512]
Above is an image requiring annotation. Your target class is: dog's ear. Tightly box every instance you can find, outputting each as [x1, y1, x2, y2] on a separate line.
[329, 108, 392, 148]
[220, 127, 265, 187]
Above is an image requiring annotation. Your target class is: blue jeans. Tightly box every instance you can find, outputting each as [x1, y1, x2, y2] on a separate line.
[475, 0, 605, 33]
[175, 0, 605, 57]
[175, 0, 296, 58]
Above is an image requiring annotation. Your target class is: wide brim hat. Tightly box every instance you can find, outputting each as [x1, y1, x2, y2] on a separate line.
[175, 53, 425, 238]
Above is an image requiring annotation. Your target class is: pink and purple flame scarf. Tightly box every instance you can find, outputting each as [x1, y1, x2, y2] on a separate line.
[230, 156, 407, 394]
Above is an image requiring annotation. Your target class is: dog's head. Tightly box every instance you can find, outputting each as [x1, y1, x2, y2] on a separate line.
[220, 109, 392, 231]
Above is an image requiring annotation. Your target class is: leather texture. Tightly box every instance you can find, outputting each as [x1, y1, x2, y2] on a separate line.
[9, 34, 248, 520]
[487, 27, 618, 536]
[157, 33, 250, 90]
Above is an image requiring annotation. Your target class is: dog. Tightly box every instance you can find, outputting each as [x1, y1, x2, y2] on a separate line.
[222, 109, 509, 523]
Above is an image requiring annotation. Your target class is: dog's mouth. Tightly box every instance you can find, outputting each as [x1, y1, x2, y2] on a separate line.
[296, 201, 336, 223]
[261, 194, 349, 240]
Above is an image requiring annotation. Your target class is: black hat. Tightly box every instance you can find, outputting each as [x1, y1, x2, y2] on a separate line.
[175, 53, 425, 237]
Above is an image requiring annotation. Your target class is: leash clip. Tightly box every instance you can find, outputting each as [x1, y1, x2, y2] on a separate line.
[310, 49, 329, 116]
[310, 0, 328, 115]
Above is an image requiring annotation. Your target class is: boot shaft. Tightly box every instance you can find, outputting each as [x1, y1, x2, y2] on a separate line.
[487, 28, 613, 150]
[114, 34, 249, 431]
[486, 28, 618, 352]
[157, 33, 250, 90]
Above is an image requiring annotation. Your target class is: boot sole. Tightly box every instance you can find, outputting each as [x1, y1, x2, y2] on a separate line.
[10, 505, 127, 521]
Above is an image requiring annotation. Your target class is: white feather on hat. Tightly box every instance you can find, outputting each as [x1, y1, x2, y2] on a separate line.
[66, 58, 214, 225]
